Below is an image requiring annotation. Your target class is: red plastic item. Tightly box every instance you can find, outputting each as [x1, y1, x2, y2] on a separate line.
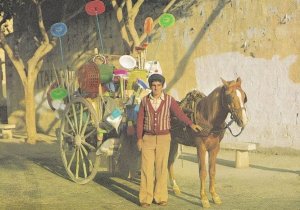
[85, 0, 105, 16]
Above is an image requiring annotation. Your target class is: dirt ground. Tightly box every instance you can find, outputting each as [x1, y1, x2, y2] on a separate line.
[0, 136, 299, 210]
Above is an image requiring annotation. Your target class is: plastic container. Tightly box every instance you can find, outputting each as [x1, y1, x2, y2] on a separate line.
[127, 69, 148, 90]
[98, 64, 114, 83]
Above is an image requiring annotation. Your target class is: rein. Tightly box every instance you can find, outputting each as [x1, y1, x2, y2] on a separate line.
[224, 118, 244, 137]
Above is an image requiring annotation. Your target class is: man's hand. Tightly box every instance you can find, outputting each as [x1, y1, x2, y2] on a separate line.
[137, 139, 143, 151]
[190, 123, 203, 132]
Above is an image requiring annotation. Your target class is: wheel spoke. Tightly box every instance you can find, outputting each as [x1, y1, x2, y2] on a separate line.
[79, 103, 83, 135]
[72, 103, 79, 134]
[67, 149, 76, 169]
[76, 149, 79, 179]
[62, 131, 73, 138]
[81, 141, 96, 151]
[65, 115, 76, 134]
[81, 145, 94, 172]
[79, 147, 87, 178]
[84, 128, 96, 139]
[81, 112, 91, 136]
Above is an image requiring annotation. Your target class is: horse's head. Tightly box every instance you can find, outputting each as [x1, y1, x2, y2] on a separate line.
[221, 77, 248, 127]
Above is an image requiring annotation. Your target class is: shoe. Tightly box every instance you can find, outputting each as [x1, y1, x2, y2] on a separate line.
[157, 201, 167, 206]
[140, 203, 150, 208]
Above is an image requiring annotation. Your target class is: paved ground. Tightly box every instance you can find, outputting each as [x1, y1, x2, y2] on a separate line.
[0, 137, 299, 210]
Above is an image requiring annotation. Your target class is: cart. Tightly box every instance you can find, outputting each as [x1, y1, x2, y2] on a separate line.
[53, 54, 149, 184]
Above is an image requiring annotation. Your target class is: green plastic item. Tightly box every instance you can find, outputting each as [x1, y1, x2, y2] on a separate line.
[159, 13, 175, 28]
[98, 64, 114, 83]
[50, 87, 68, 100]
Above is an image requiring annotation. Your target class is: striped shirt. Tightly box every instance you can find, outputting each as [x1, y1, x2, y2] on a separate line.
[137, 93, 193, 139]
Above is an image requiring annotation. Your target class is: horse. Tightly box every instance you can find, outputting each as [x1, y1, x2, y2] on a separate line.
[169, 77, 248, 208]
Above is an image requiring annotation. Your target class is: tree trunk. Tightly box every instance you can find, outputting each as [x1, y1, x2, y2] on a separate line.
[24, 77, 37, 144]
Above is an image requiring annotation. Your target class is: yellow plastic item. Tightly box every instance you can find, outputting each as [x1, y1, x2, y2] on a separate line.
[127, 69, 148, 90]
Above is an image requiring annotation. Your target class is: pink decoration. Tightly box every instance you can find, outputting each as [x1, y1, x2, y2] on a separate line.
[113, 69, 128, 76]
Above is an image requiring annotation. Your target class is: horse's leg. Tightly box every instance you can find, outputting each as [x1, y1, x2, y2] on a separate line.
[209, 145, 222, 205]
[197, 144, 210, 208]
[168, 141, 180, 195]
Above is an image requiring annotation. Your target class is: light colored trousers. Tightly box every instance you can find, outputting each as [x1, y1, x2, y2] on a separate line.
[139, 134, 171, 204]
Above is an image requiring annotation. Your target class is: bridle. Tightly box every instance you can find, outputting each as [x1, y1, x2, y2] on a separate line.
[221, 86, 246, 137]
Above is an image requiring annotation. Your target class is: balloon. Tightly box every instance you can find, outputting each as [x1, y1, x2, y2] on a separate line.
[159, 13, 175, 28]
[85, 0, 105, 16]
[50, 87, 68, 100]
[144, 17, 153, 34]
[50, 22, 67, 37]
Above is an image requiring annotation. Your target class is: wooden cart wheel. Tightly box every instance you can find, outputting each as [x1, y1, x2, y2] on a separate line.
[58, 97, 100, 184]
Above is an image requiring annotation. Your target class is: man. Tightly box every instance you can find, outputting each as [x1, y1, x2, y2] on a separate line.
[136, 74, 202, 207]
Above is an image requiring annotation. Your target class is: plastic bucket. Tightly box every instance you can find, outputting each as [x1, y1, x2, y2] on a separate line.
[127, 69, 148, 90]
[98, 63, 114, 84]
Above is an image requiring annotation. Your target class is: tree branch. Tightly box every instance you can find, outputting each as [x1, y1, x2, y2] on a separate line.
[126, 0, 145, 47]
[28, 0, 56, 75]
[33, 0, 49, 44]
[131, 0, 144, 18]
[163, 0, 177, 13]
[126, 0, 133, 12]
[64, 5, 85, 23]
[28, 40, 56, 72]
[0, 31, 27, 87]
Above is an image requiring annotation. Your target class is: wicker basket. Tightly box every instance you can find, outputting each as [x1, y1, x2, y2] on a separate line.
[77, 62, 100, 98]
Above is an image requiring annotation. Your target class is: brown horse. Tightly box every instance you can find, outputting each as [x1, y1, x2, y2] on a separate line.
[169, 77, 248, 208]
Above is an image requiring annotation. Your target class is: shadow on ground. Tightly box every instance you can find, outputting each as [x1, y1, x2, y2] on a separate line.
[0, 140, 71, 181]
[179, 152, 300, 175]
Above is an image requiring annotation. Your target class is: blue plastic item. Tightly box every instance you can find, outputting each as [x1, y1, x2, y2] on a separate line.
[50, 22, 68, 37]
[111, 108, 122, 119]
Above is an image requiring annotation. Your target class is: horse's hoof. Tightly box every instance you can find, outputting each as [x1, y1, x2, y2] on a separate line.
[201, 198, 210, 208]
[212, 194, 222, 205]
[173, 186, 181, 195]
